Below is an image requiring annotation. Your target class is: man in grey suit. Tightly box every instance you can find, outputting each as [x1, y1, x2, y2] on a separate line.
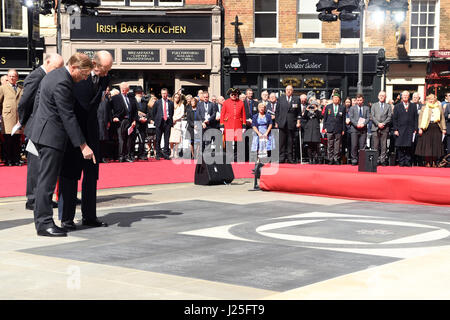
[18, 53, 64, 211]
[348, 94, 370, 165]
[30, 53, 95, 237]
[370, 91, 392, 166]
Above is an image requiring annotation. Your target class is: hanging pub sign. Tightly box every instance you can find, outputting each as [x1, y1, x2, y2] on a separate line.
[71, 15, 212, 41]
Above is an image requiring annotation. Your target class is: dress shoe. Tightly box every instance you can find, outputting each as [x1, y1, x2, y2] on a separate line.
[37, 226, 67, 237]
[163, 155, 170, 160]
[82, 218, 108, 228]
[119, 157, 126, 163]
[138, 156, 148, 161]
[125, 157, 134, 163]
[155, 155, 161, 160]
[25, 202, 34, 210]
[100, 158, 109, 163]
[351, 161, 358, 166]
[61, 221, 77, 231]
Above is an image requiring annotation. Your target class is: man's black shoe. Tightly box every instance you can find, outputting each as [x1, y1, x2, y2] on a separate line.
[25, 202, 34, 210]
[125, 157, 134, 163]
[37, 226, 67, 237]
[155, 155, 160, 160]
[119, 157, 126, 162]
[351, 161, 358, 166]
[61, 221, 77, 231]
[138, 156, 148, 161]
[82, 219, 108, 228]
[163, 155, 170, 160]
[100, 158, 109, 163]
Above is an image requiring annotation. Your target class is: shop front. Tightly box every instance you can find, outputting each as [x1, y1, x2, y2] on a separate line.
[426, 50, 450, 101]
[225, 48, 382, 103]
[60, 6, 221, 97]
[0, 37, 44, 81]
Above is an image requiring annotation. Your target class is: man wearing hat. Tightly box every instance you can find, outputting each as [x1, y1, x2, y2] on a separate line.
[220, 88, 246, 161]
[323, 92, 346, 165]
[134, 86, 150, 160]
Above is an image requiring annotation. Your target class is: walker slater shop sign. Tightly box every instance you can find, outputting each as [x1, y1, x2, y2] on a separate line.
[70, 15, 212, 41]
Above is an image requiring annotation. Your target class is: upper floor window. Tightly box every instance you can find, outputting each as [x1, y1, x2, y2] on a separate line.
[410, 0, 438, 51]
[2, 0, 23, 32]
[297, 0, 321, 40]
[341, 13, 360, 40]
[100, 0, 182, 6]
[254, 0, 277, 39]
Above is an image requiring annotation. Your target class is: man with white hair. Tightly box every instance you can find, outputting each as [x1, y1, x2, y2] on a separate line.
[393, 90, 418, 167]
[111, 81, 138, 162]
[59, 50, 113, 230]
[0, 75, 8, 86]
[18, 53, 64, 210]
[260, 90, 269, 106]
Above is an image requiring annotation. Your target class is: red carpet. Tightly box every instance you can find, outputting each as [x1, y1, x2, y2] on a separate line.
[0, 159, 255, 198]
[260, 164, 450, 207]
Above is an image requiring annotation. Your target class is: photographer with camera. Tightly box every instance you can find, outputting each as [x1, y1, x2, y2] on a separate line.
[302, 99, 323, 164]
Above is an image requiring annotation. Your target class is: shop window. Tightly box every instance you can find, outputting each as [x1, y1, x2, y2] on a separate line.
[410, 0, 438, 52]
[341, 13, 360, 40]
[254, 0, 277, 39]
[297, 0, 321, 41]
[2, 0, 23, 32]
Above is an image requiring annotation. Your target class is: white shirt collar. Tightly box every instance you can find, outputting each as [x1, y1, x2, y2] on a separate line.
[40, 65, 47, 74]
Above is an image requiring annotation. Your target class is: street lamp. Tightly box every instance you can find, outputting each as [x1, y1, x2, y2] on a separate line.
[317, 0, 409, 95]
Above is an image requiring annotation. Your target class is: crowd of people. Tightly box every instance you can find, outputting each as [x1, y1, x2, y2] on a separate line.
[2, 71, 450, 168]
[1, 52, 449, 238]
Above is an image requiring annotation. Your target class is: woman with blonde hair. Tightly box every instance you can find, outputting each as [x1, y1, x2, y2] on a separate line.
[169, 92, 185, 158]
[415, 94, 447, 167]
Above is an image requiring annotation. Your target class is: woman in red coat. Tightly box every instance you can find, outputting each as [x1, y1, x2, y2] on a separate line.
[220, 88, 246, 142]
[220, 88, 246, 161]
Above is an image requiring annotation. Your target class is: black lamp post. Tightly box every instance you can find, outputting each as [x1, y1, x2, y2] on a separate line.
[317, 0, 409, 95]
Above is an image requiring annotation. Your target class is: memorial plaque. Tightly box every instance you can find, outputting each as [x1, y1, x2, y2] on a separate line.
[122, 49, 160, 63]
[167, 49, 205, 63]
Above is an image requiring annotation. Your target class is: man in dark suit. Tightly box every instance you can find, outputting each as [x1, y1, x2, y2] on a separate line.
[58, 50, 113, 231]
[134, 86, 150, 161]
[323, 92, 346, 165]
[29, 53, 95, 237]
[348, 94, 371, 165]
[18, 53, 64, 211]
[243, 88, 258, 162]
[275, 85, 301, 163]
[393, 91, 418, 167]
[198, 91, 219, 152]
[111, 82, 139, 162]
[444, 93, 450, 154]
[370, 91, 393, 166]
[153, 88, 174, 160]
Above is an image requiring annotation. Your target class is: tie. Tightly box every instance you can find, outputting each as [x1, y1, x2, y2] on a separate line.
[381, 103, 384, 111]
[163, 99, 168, 121]
[12, 85, 17, 92]
[334, 105, 338, 116]
[123, 94, 130, 109]
[359, 106, 363, 118]
[404, 103, 408, 112]
[92, 75, 99, 91]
